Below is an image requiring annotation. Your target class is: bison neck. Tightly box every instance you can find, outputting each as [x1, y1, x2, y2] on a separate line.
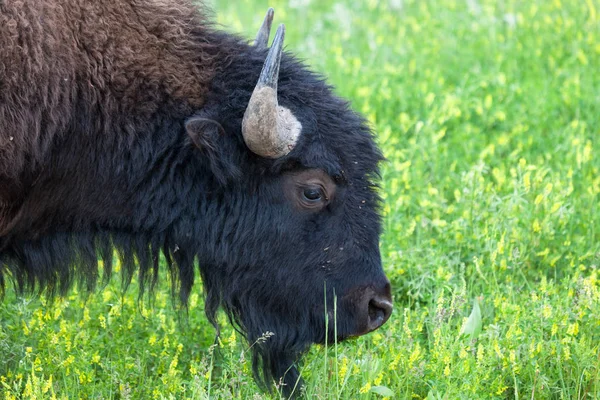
[0, 106, 229, 300]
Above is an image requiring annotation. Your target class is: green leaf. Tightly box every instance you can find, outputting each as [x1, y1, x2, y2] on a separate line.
[426, 390, 442, 400]
[370, 385, 395, 397]
[460, 298, 482, 340]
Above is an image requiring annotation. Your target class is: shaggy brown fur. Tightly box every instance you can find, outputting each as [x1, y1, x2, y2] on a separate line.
[0, 0, 214, 210]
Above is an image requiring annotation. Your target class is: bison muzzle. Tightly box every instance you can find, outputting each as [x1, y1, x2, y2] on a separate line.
[0, 1, 392, 396]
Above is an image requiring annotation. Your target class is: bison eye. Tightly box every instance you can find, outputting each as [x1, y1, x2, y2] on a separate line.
[303, 187, 323, 202]
[282, 169, 335, 211]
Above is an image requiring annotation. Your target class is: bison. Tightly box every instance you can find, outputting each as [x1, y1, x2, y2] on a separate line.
[0, 0, 392, 395]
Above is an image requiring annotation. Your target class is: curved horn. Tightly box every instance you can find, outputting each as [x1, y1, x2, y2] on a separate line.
[254, 8, 274, 49]
[242, 24, 302, 158]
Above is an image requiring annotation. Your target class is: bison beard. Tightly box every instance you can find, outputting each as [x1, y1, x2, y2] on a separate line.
[0, 1, 391, 396]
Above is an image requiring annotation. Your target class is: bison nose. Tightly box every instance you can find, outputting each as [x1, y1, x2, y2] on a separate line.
[343, 282, 393, 336]
[367, 294, 393, 332]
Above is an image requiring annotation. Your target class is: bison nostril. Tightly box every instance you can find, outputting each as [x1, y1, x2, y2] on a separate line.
[367, 297, 393, 332]
[368, 301, 385, 325]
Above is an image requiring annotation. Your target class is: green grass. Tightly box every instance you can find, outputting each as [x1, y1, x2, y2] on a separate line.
[2, 0, 600, 398]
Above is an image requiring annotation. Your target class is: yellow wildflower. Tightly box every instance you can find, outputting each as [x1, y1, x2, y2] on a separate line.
[42, 375, 53, 394]
[567, 322, 579, 336]
[359, 382, 372, 394]
[542, 304, 552, 319]
[339, 357, 348, 383]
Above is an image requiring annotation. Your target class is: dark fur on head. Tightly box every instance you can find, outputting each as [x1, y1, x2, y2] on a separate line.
[0, 0, 389, 396]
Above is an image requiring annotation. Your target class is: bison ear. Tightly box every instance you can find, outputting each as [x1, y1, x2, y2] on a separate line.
[185, 116, 242, 186]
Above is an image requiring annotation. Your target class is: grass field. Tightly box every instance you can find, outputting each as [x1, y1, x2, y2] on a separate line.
[2, 0, 600, 398]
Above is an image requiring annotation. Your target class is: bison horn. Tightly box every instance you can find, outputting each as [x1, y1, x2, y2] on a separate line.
[242, 24, 302, 159]
[254, 8, 274, 49]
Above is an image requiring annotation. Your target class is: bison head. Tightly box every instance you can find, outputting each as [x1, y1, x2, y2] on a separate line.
[0, 4, 390, 397]
[184, 9, 392, 395]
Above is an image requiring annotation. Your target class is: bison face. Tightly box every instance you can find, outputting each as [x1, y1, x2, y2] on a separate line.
[271, 167, 393, 339]
[184, 12, 392, 395]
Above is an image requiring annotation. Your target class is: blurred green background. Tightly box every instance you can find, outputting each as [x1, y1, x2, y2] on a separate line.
[1, 0, 599, 398]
